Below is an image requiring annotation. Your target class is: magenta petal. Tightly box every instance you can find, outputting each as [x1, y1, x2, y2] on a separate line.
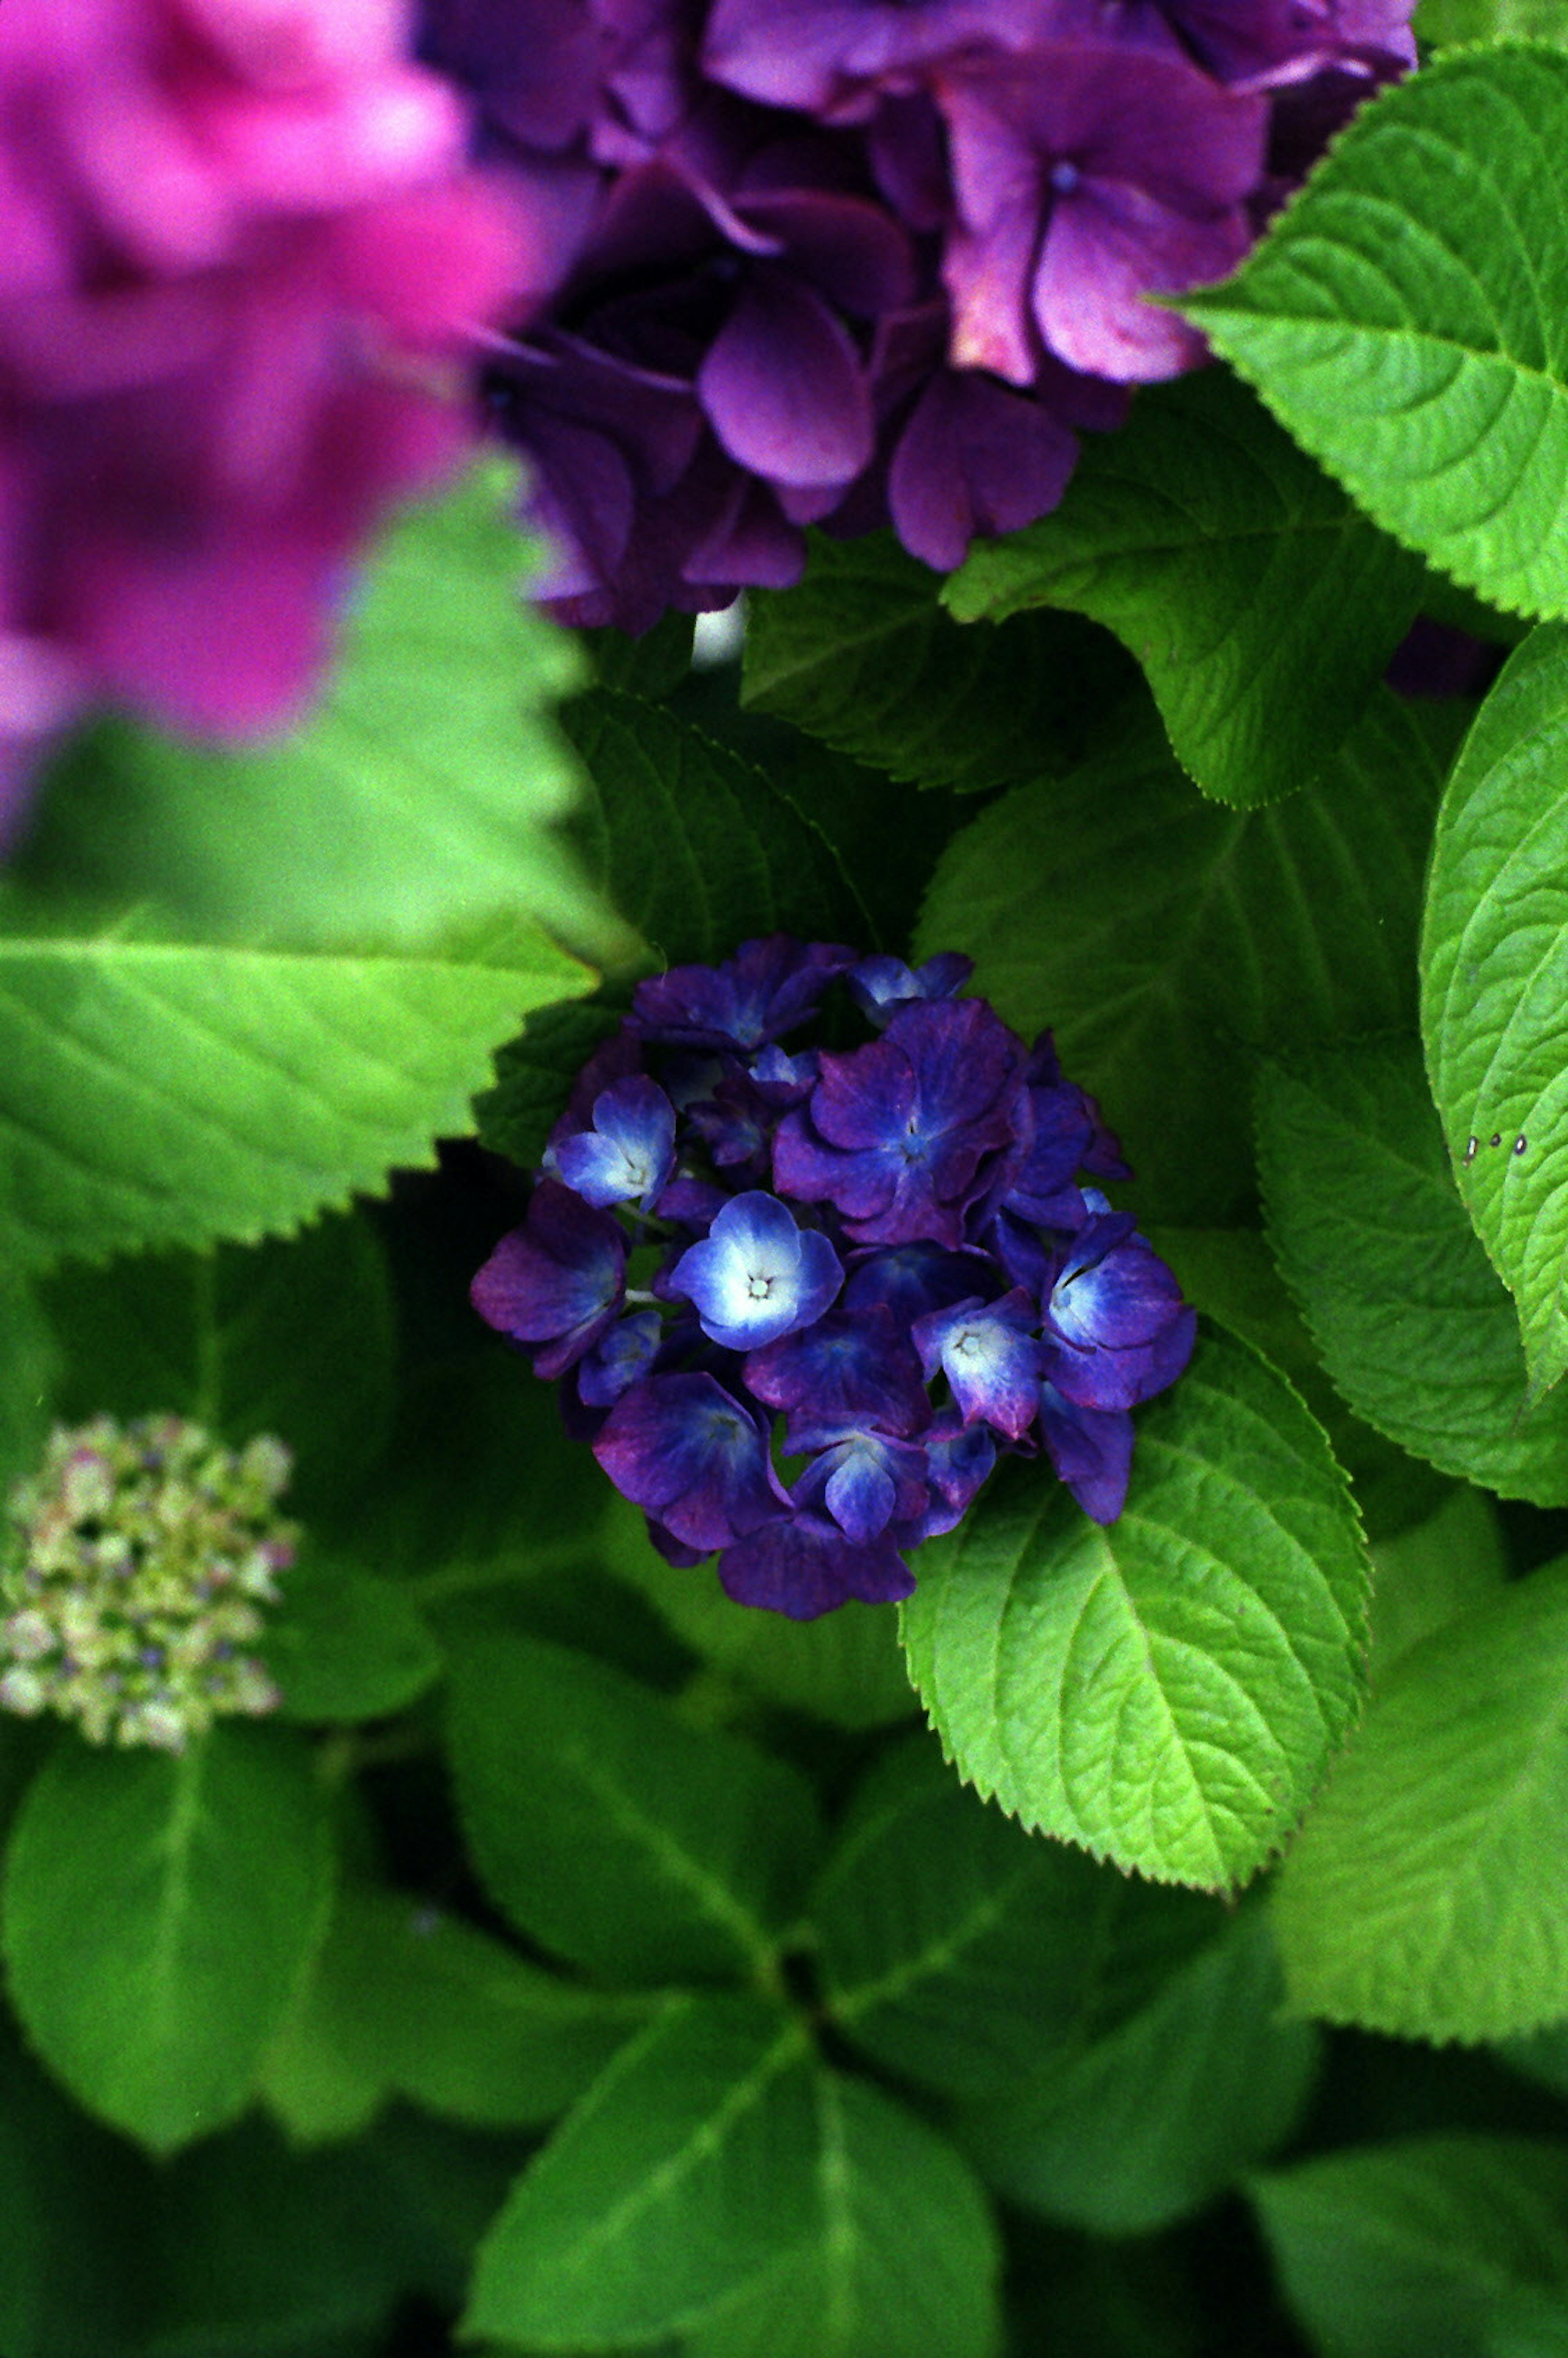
[1036, 183, 1248, 381]
[699, 267, 874, 489]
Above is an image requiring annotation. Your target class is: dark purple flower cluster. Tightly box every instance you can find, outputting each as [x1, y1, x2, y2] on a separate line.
[419, 0, 1415, 631]
[471, 938, 1195, 1620]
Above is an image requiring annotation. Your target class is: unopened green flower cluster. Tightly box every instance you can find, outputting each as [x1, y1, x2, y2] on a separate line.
[0, 1415, 294, 1752]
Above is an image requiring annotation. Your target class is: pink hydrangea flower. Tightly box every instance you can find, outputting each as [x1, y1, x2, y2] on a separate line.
[0, 0, 532, 845]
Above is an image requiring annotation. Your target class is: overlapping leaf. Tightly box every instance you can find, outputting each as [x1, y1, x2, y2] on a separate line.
[811, 1733, 1130, 2097]
[1185, 49, 1568, 619]
[0, 466, 600, 1272]
[915, 693, 1445, 1220]
[2, 1725, 334, 2153]
[604, 1495, 917, 1731]
[1258, 1039, 1568, 1502]
[272, 1884, 659, 2135]
[465, 1994, 817, 2349]
[957, 1906, 1317, 2235]
[564, 687, 869, 966]
[946, 368, 1423, 808]
[1422, 623, 1568, 1396]
[743, 530, 1138, 794]
[447, 1630, 821, 1986]
[40, 1208, 394, 1513]
[1253, 2135, 1568, 2358]
[900, 1327, 1371, 1890]
[683, 2071, 1001, 2358]
[1273, 1559, 1568, 2042]
[0, 918, 589, 1273]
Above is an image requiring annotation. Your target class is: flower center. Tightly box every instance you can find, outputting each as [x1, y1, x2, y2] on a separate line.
[747, 1271, 775, 1300]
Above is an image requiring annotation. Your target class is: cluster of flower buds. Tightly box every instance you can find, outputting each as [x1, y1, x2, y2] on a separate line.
[472, 938, 1195, 1619]
[0, 1415, 292, 1751]
[420, 0, 1417, 631]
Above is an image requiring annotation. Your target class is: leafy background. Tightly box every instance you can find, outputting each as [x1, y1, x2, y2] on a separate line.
[9, 15, 1568, 2356]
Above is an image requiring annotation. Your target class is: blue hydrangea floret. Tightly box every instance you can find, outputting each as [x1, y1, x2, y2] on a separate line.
[472, 938, 1196, 1620]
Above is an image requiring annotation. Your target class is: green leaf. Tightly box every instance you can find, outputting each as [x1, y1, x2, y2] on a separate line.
[269, 1883, 657, 2135]
[0, 1268, 57, 1501]
[945, 368, 1423, 809]
[900, 1326, 1371, 1890]
[1256, 1038, 1568, 1503]
[1417, 0, 1568, 45]
[262, 1558, 441, 1723]
[1498, 2022, 1568, 2102]
[957, 1906, 1318, 2235]
[1252, 2135, 1568, 2358]
[1272, 1559, 1568, 2042]
[603, 1494, 918, 1731]
[2, 1723, 334, 2153]
[811, 1732, 1131, 2099]
[743, 530, 1138, 794]
[683, 2072, 1002, 2358]
[564, 687, 869, 966]
[1147, 1222, 1448, 1540]
[0, 913, 593, 1273]
[1422, 624, 1568, 1397]
[464, 1992, 817, 2349]
[16, 462, 613, 960]
[446, 1629, 821, 1986]
[915, 692, 1444, 1221]
[1365, 1486, 1508, 1689]
[40, 1207, 394, 1516]
[1183, 49, 1568, 620]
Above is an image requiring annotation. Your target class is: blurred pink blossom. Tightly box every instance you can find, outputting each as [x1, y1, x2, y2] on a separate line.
[0, 0, 530, 845]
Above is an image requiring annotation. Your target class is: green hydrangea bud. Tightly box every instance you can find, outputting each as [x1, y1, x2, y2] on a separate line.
[1, 1415, 296, 1752]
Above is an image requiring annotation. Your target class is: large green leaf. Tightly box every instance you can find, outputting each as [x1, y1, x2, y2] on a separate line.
[1147, 1221, 1448, 1540]
[915, 693, 1445, 1221]
[0, 914, 591, 1273]
[446, 1629, 821, 1987]
[1257, 1039, 1568, 1503]
[2, 1724, 334, 2154]
[683, 2071, 1002, 2358]
[1422, 624, 1568, 1396]
[946, 368, 1423, 809]
[1273, 1560, 1568, 2042]
[464, 1993, 817, 2349]
[1253, 2136, 1568, 2358]
[39, 1208, 394, 1516]
[16, 463, 610, 958]
[1364, 1485, 1508, 1689]
[742, 530, 1138, 795]
[901, 1327, 1370, 1890]
[1184, 49, 1568, 619]
[564, 687, 871, 966]
[957, 1906, 1318, 2235]
[812, 1732, 1132, 2098]
[0, 462, 601, 1272]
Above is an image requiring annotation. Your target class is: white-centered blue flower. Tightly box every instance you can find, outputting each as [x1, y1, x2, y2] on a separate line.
[669, 1191, 843, 1352]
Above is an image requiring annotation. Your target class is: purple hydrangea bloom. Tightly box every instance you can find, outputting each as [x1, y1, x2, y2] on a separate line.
[911, 1289, 1046, 1441]
[472, 936, 1193, 1618]
[553, 1076, 678, 1207]
[773, 996, 1024, 1246]
[1039, 1211, 1197, 1411]
[419, 0, 1412, 631]
[470, 1180, 628, 1381]
[593, 1370, 786, 1549]
[668, 1190, 844, 1350]
[632, 934, 855, 1052]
